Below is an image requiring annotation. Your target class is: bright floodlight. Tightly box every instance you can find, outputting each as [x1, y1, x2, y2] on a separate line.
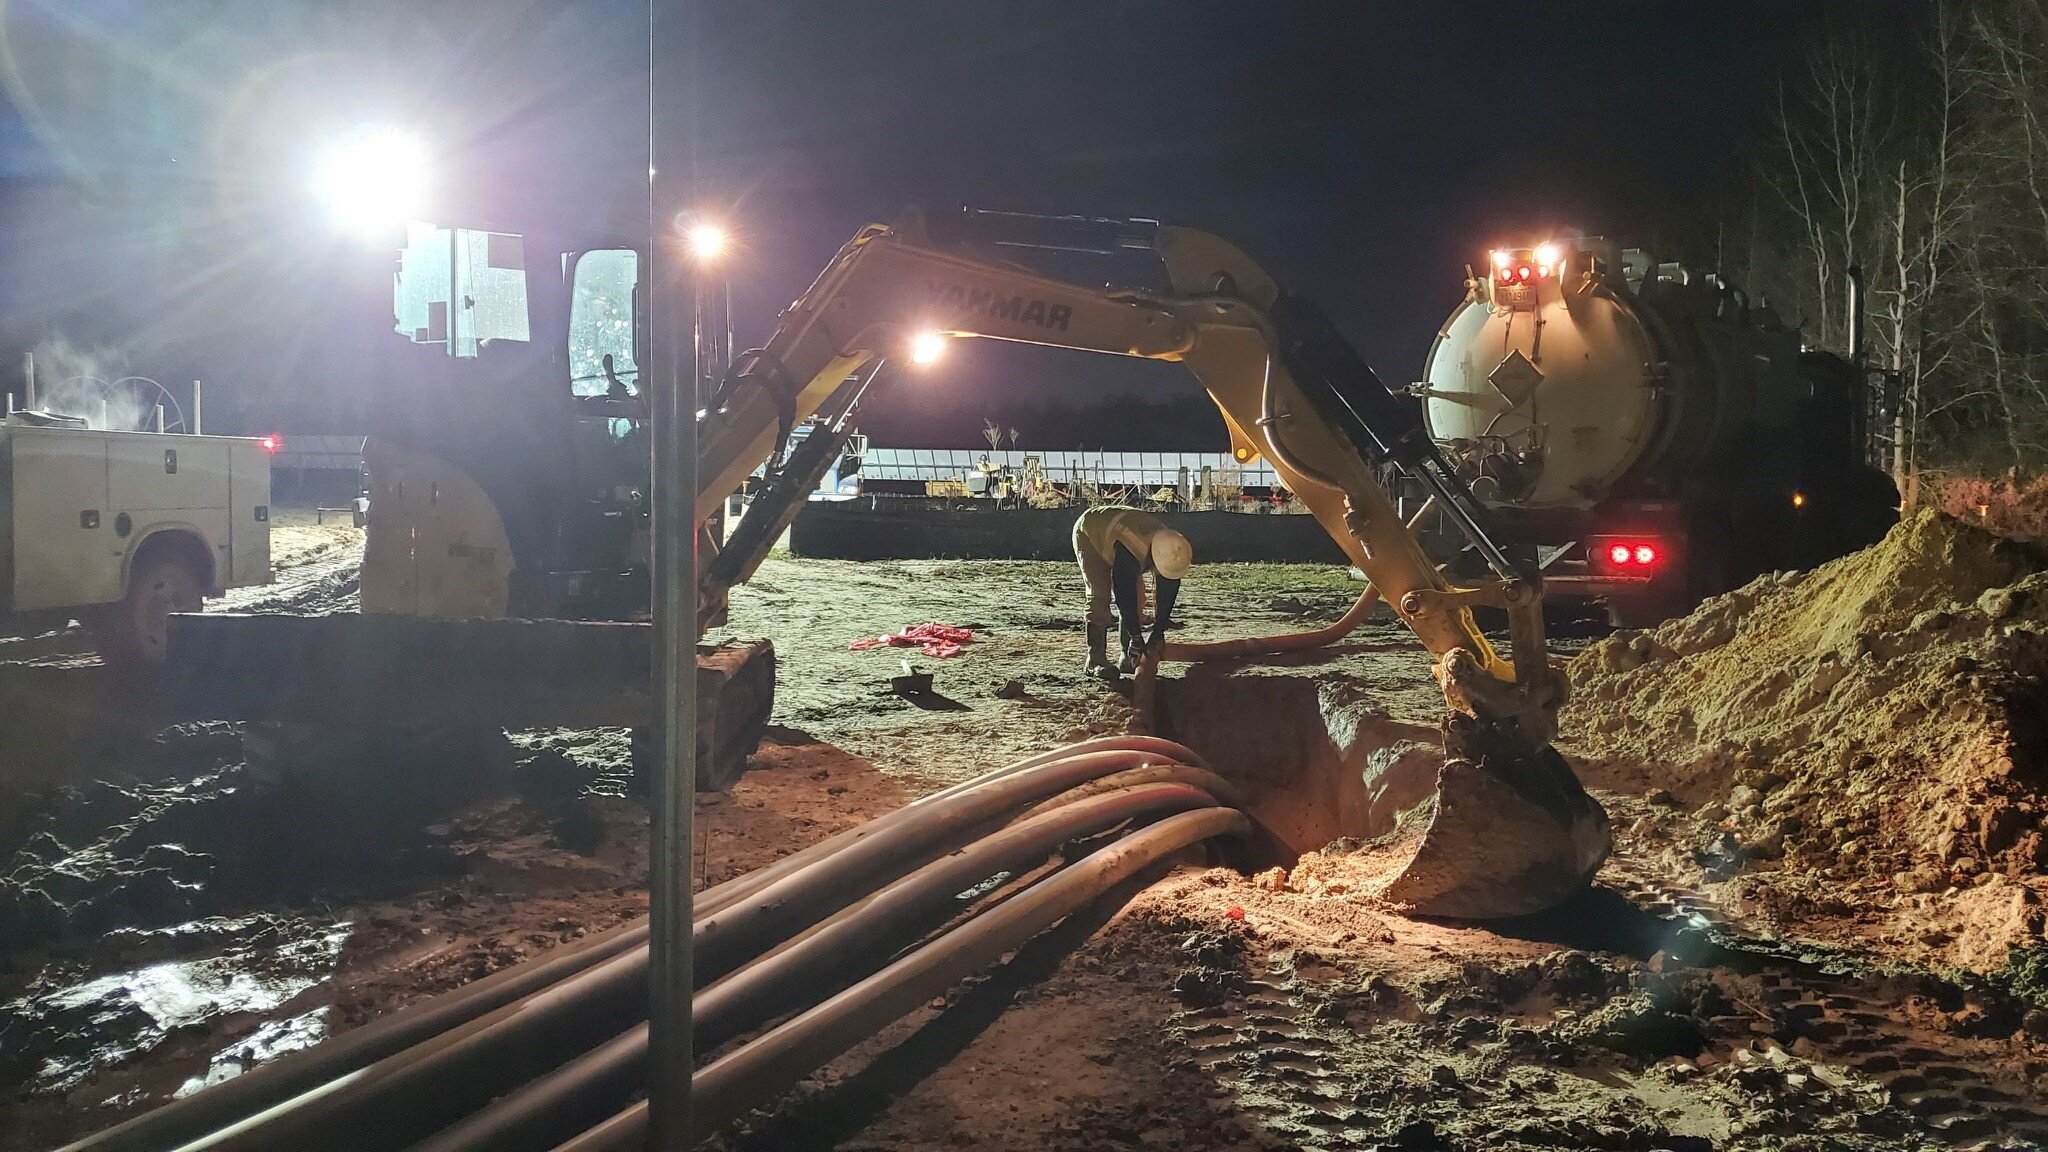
[909, 331, 947, 366]
[1534, 242, 1562, 267]
[315, 128, 429, 236]
[687, 223, 727, 261]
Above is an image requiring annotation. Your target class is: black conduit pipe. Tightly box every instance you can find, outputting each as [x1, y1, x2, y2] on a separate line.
[554, 807, 1251, 1151]
[63, 738, 1205, 1152]
[694, 735, 1202, 917]
[167, 749, 1196, 1152]
[406, 782, 1222, 1152]
[1015, 763, 1243, 821]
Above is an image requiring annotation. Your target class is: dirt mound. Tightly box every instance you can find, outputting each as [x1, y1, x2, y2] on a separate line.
[1565, 509, 2048, 968]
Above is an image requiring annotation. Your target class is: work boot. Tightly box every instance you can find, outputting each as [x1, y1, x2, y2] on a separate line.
[1117, 625, 1142, 675]
[1084, 624, 1118, 681]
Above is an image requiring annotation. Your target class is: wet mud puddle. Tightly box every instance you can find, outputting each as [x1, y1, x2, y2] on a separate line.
[2, 914, 350, 1101]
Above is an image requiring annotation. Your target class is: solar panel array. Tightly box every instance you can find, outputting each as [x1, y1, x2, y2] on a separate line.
[257, 439, 1288, 492]
[270, 434, 368, 473]
[858, 449, 1282, 489]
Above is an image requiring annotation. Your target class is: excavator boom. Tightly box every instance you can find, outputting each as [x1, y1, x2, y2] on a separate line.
[698, 208, 1610, 917]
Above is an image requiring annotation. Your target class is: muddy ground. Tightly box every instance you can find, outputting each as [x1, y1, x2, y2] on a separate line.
[3, 515, 2046, 1150]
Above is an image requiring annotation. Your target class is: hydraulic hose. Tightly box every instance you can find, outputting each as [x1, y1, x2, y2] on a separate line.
[406, 781, 1221, 1152]
[553, 806, 1251, 1151]
[1257, 353, 1346, 494]
[166, 748, 1199, 1152]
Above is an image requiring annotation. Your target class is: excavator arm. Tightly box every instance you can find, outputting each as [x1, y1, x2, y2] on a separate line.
[697, 208, 1609, 916]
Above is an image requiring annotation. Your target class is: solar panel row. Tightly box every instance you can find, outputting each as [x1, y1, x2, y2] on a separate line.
[859, 449, 1281, 487]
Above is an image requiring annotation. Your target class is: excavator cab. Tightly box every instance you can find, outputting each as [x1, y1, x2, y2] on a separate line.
[362, 224, 651, 620]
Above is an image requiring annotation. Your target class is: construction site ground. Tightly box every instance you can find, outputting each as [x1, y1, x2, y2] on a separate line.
[4, 509, 2047, 1150]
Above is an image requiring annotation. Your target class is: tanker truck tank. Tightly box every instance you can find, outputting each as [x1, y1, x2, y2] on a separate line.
[1417, 238, 1898, 625]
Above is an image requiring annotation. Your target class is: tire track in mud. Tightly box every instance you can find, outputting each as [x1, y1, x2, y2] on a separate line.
[1163, 886, 2048, 1152]
[1615, 877, 2048, 1148]
[210, 531, 362, 616]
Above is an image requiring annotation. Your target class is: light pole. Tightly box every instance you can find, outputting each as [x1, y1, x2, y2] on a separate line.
[687, 220, 732, 548]
[648, 4, 700, 1147]
[686, 220, 732, 406]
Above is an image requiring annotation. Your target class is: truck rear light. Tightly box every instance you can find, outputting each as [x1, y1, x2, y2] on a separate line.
[1489, 245, 1564, 285]
[1591, 536, 1663, 571]
[259, 434, 282, 454]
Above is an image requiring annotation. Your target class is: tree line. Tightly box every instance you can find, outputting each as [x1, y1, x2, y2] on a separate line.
[1724, 0, 2048, 486]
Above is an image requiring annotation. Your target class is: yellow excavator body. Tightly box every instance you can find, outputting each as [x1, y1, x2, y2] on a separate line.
[694, 209, 1610, 917]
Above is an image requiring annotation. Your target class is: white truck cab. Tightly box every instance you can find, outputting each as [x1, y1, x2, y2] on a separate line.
[0, 417, 273, 663]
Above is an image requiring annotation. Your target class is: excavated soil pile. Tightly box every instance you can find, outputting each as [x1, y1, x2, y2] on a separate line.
[1566, 509, 2048, 968]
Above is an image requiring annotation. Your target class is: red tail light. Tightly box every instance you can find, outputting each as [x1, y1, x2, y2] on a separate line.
[259, 434, 282, 454]
[1593, 537, 1664, 571]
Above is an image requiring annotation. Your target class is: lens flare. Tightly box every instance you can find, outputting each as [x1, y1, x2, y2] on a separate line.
[314, 128, 429, 237]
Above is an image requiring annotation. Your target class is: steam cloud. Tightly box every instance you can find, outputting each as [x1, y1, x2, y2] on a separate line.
[28, 335, 155, 431]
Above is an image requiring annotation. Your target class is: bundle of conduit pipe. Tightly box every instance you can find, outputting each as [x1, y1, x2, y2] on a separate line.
[60, 735, 1246, 1152]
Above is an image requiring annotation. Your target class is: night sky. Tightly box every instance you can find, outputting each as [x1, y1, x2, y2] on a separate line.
[0, 0, 1889, 442]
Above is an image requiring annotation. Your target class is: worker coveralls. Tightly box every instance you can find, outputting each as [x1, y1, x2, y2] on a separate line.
[1072, 505, 1182, 658]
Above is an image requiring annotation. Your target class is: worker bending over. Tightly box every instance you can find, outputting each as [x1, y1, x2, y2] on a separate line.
[1072, 505, 1194, 679]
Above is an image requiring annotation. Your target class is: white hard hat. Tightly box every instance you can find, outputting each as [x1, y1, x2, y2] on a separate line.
[1151, 529, 1193, 580]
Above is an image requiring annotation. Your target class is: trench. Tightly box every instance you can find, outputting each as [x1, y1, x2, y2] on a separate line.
[1153, 667, 1441, 862]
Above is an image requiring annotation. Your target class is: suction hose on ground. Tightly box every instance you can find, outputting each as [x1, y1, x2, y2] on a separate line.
[1156, 499, 1436, 667]
[1160, 584, 1380, 662]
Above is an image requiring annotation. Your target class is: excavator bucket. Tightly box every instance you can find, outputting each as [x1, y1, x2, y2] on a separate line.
[1374, 732, 1612, 919]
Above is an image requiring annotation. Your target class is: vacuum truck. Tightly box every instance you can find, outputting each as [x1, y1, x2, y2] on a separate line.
[1417, 237, 1898, 625]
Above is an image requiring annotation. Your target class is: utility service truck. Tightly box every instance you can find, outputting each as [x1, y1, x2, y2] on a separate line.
[0, 413, 274, 663]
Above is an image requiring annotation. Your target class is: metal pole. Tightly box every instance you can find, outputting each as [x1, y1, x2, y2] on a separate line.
[192, 380, 203, 435]
[648, 0, 698, 1147]
[155, 403, 165, 433]
[449, 227, 463, 358]
[722, 276, 733, 373]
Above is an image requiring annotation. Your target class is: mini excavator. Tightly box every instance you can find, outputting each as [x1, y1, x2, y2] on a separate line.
[318, 207, 1614, 918]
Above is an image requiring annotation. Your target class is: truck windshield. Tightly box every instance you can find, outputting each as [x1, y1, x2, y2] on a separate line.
[568, 249, 640, 398]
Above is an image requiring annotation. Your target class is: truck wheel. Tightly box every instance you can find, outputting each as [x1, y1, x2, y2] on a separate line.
[95, 551, 205, 667]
